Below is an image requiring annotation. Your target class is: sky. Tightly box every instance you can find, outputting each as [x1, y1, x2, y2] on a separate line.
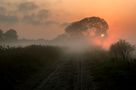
[0, 0, 136, 45]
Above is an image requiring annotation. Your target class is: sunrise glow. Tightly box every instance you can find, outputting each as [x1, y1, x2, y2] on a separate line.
[0, 0, 136, 44]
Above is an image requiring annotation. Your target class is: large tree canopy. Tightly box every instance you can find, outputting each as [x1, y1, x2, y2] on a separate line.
[65, 17, 109, 38]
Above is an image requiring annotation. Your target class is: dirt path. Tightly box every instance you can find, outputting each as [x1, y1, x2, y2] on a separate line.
[19, 55, 95, 90]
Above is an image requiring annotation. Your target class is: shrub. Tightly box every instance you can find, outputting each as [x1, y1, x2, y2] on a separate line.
[110, 40, 135, 61]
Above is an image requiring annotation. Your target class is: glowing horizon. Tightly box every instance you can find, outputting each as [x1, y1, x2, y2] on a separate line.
[0, 0, 136, 45]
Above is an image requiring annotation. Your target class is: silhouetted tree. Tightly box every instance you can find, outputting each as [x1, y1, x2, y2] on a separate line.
[0, 29, 3, 41]
[65, 17, 109, 38]
[4, 29, 18, 41]
[110, 40, 135, 61]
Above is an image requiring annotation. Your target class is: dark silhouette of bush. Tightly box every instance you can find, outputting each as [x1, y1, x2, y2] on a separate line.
[0, 29, 4, 41]
[4, 29, 18, 41]
[85, 42, 136, 90]
[110, 40, 135, 61]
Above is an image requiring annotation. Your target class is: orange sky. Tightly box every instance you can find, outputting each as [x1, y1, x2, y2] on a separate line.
[0, 0, 136, 44]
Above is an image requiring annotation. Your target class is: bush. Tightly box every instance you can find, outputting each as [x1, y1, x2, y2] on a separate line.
[110, 40, 135, 62]
[85, 41, 136, 90]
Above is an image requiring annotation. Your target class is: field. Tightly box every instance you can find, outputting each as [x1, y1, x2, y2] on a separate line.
[0, 41, 136, 90]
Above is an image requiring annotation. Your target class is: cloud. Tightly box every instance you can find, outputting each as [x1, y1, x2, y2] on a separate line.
[0, 14, 18, 24]
[17, 1, 53, 25]
[18, 1, 38, 12]
[22, 14, 39, 25]
[22, 9, 50, 25]
[37, 9, 49, 20]
[0, 1, 62, 26]
[0, 6, 18, 24]
[0, 1, 50, 25]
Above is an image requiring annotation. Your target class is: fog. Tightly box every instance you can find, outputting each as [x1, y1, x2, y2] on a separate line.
[0, 16, 135, 52]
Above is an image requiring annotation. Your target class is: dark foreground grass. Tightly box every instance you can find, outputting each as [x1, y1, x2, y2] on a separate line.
[0, 45, 63, 90]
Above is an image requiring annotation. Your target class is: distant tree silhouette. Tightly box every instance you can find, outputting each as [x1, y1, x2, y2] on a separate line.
[4, 29, 18, 41]
[110, 40, 135, 61]
[0, 29, 3, 41]
[65, 17, 109, 38]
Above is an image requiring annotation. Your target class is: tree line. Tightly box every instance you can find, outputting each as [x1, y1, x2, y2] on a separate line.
[0, 29, 18, 41]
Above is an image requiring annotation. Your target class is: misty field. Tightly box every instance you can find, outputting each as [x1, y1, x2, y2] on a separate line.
[0, 40, 136, 90]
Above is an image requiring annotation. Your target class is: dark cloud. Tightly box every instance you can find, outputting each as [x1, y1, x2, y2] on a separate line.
[0, 2, 50, 25]
[37, 9, 49, 20]
[0, 6, 18, 24]
[0, 1, 61, 26]
[22, 9, 50, 25]
[23, 14, 39, 25]
[0, 14, 18, 24]
[18, 2, 38, 12]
